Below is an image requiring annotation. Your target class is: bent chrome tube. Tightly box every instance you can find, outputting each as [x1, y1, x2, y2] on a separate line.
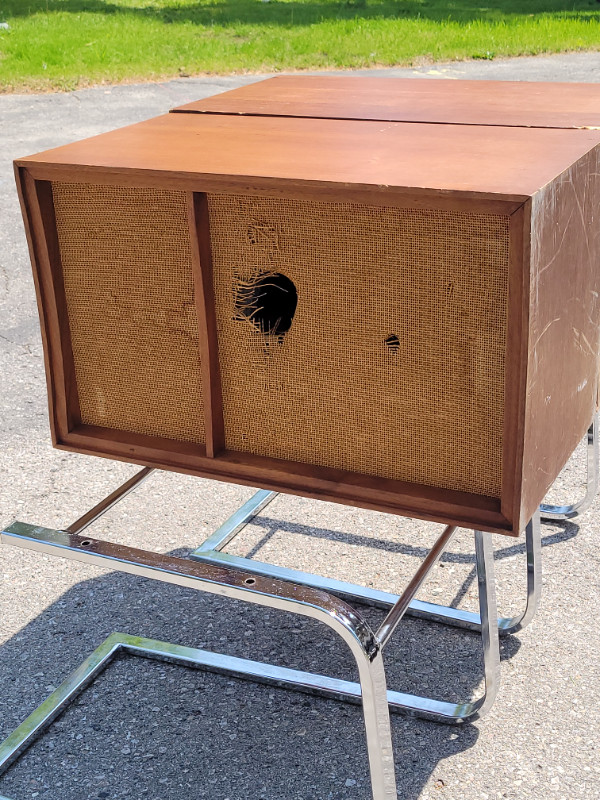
[1, 522, 379, 660]
[540, 413, 598, 520]
[190, 488, 541, 637]
[473, 530, 500, 717]
[497, 512, 541, 635]
[53, 462, 540, 639]
[376, 525, 457, 648]
[0, 631, 397, 799]
[0, 632, 124, 775]
[196, 488, 278, 553]
[64, 467, 155, 534]
[1, 521, 397, 800]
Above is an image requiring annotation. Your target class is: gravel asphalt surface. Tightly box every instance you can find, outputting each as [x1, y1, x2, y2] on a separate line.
[1, 53, 600, 800]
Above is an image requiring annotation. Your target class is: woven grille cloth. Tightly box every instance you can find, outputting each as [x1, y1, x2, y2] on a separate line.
[52, 183, 205, 444]
[209, 195, 509, 497]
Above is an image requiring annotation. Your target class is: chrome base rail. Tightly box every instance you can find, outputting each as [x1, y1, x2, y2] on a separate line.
[0, 466, 523, 798]
[190, 491, 542, 638]
[539, 413, 599, 521]
[1, 522, 397, 800]
[1, 517, 501, 725]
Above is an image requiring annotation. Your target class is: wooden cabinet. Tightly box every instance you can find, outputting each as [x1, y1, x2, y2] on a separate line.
[15, 79, 600, 535]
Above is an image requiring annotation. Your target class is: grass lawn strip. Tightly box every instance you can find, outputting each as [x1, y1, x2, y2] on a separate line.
[0, 0, 599, 92]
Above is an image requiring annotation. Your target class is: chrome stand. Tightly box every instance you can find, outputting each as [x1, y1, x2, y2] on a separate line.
[1, 520, 400, 799]
[0, 468, 519, 799]
[189, 489, 542, 638]
[539, 412, 599, 521]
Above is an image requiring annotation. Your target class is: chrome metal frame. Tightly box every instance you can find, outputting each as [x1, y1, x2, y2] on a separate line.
[0, 521, 398, 799]
[539, 413, 599, 521]
[0, 468, 509, 799]
[189, 489, 542, 638]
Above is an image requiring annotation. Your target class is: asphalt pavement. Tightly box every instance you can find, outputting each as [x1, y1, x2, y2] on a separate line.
[1, 53, 600, 800]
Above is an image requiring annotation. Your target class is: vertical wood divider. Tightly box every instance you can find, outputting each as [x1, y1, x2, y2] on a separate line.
[188, 192, 225, 458]
[500, 201, 530, 530]
[22, 172, 81, 440]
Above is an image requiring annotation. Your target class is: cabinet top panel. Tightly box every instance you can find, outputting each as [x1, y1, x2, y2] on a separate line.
[16, 112, 600, 201]
[172, 76, 600, 130]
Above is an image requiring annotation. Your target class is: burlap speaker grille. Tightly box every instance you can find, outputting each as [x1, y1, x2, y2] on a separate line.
[52, 183, 205, 444]
[209, 195, 509, 497]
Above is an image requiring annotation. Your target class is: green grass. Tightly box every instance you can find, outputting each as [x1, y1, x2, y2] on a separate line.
[0, 1, 599, 92]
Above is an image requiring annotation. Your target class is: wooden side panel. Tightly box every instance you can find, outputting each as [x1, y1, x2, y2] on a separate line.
[500, 202, 531, 530]
[15, 169, 80, 442]
[520, 144, 600, 530]
[188, 192, 225, 457]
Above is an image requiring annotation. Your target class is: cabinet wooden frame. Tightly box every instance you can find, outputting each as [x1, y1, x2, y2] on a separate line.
[170, 75, 600, 130]
[168, 79, 600, 536]
[15, 160, 535, 535]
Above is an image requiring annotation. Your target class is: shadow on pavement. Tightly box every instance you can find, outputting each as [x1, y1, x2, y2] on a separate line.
[4, 0, 598, 28]
[0, 532, 499, 800]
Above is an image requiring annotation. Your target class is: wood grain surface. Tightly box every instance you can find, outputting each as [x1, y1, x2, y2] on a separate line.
[188, 192, 225, 458]
[171, 76, 600, 130]
[59, 423, 509, 534]
[14, 94, 600, 536]
[15, 113, 600, 201]
[520, 144, 600, 530]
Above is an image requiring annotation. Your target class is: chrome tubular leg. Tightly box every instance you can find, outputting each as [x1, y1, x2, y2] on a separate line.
[365, 523, 501, 725]
[356, 650, 397, 799]
[1, 521, 397, 800]
[0, 633, 123, 776]
[190, 489, 279, 555]
[82, 476, 538, 638]
[191, 512, 541, 637]
[473, 530, 500, 717]
[497, 511, 542, 635]
[376, 525, 458, 648]
[0, 631, 398, 800]
[540, 412, 599, 520]
[64, 467, 154, 534]
[381, 530, 499, 724]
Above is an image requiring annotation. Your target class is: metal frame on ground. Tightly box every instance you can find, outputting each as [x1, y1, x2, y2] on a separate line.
[3, 419, 596, 800]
